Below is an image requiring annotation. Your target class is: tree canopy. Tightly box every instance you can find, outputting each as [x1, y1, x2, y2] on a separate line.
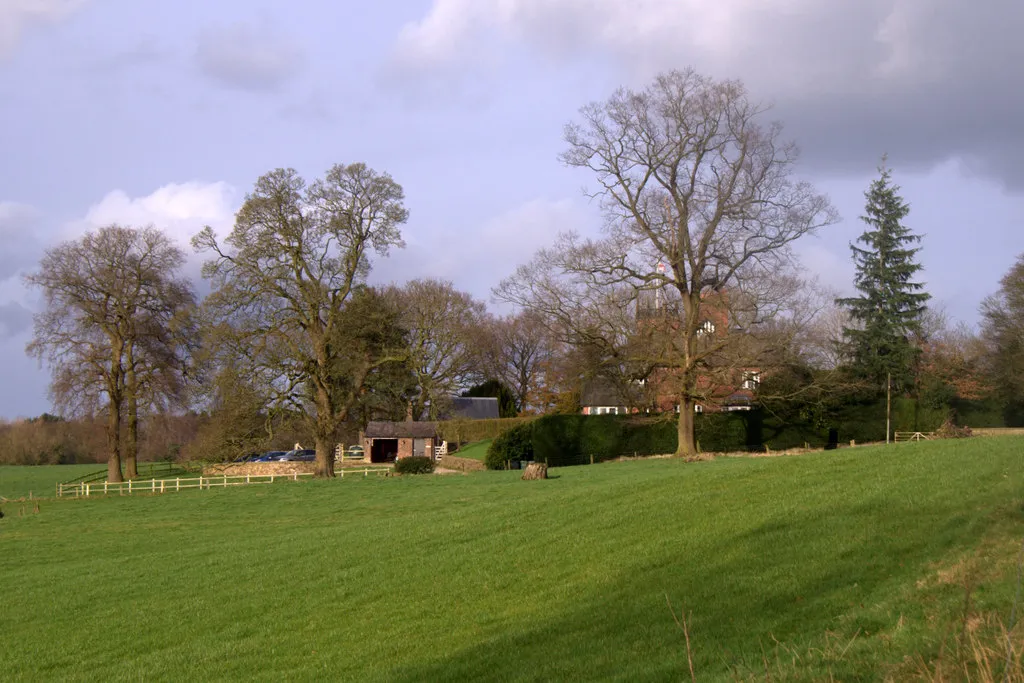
[837, 163, 930, 390]
[26, 225, 195, 482]
[496, 68, 837, 457]
[194, 163, 409, 477]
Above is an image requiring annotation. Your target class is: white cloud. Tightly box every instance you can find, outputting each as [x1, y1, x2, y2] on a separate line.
[81, 181, 236, 242]
[194, 21, 304, 92]
[75, 181, 239, 283]
[0, 0, 86, 60]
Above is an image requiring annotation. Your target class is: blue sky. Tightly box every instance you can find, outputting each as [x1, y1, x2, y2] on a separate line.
[1, 0, 1022, 418]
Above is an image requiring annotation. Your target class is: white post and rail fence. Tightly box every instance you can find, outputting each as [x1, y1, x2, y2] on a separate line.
[56, 467, 392, 498]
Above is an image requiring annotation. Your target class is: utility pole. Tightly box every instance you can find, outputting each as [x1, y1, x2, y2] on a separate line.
[886, 371, 891, 444]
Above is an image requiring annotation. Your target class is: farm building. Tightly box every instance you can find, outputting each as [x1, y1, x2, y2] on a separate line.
[362, 421, 439, 463]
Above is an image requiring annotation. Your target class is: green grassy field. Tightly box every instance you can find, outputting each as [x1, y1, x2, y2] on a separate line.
[452, 439, 492, 461]
[3, 438, 1024, 681]
[0, 464, 102, 499]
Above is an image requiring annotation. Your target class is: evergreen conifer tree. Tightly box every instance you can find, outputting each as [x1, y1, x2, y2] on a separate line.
[837, 161, 930, 391]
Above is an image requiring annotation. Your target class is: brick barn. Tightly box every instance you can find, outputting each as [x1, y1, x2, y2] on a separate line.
[362, 421, 439, 463]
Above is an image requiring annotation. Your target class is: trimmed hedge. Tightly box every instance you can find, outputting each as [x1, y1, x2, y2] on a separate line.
[436, 417, 538, 445]
[485, 422, 535, 470]
[496, 396, 987, 469]
[533, 415, 675, 466]
[527, 397, 961, 468]
[394, 456, 435, 475]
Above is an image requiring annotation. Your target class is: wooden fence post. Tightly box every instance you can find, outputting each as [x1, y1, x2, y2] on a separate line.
[175, 477, 180, 492]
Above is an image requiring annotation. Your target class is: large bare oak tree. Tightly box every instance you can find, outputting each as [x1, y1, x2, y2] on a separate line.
[496, 69, 837, 457]
[194, 164, 408, 477]
[26, 225, 196, 481]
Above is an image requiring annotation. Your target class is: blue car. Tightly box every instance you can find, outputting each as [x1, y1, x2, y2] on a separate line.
[254, 451, 288, 462]
[280, 449, 316, 462]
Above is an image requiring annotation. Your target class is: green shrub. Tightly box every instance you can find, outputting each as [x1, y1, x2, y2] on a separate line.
[485, 422, 534, 470]
[531, 414, 584, 466]
[394, 456, 435, 475]
[622, 419, 677, 456]
[694, 413, 749, 452]
[579, 416, 626, 462]
[436, 417, 538, 445]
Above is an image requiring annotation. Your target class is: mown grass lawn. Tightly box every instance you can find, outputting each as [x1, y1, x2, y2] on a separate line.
[0, 464, 103, 499]
[452, 439, 492, 461]
[3, 438, 1024, 681]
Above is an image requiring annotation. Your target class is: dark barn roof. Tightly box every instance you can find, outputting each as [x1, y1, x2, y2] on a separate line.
[448, 397, 499, 420]
[421, 396, 501, 421]
[365, 421, 438, 439]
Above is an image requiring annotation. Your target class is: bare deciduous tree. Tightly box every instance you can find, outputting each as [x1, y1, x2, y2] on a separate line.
[26, 225, 195, 481]
[194, 164, 408, 477]
[477, 311, 555, 413]
[390, 278, 486, 419]
[496, 69, 837, 457]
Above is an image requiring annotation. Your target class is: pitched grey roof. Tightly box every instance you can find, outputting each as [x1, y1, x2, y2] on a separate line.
[580, 377, 627, 407]
[421, 396, 501, 421]
[365, 421, 438, 439]
[448, 397, 500, 420]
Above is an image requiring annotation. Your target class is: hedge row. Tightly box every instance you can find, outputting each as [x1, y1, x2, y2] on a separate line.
[435, 416, 538, 445]
[484, 397, 958, 469]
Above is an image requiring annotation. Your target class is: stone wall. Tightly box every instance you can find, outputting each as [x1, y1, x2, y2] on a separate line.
[204, 462, 317, 477]
[439, 455, 486, 472]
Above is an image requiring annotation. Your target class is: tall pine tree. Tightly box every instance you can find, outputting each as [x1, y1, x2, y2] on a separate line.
[837, 161, 930, 391]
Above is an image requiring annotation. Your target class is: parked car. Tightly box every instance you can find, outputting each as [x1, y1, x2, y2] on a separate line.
[233, 452, 263, 463]
[344, 445, 365, 459]
[254, 451, 288, 462]
[280, 449, 316, 462]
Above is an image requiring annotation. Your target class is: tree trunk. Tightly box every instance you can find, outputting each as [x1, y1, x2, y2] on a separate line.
[124, 353, 139, 479]
[885, 371, 892, 445]
[314, 434, 334, 478]
[522, 462, 548, 480]
[676, 395, 697, 459]
[106, 400, 123, 483]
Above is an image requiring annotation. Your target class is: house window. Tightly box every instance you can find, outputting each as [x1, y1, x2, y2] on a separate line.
[697, 320, 716, 336]
[742, 371, 761, 390]
[595, 406, 620, 415]
[695, 404, 704, 413]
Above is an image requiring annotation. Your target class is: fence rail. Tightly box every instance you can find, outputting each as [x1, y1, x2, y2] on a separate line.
[56, 467, 392, 498]
[894, 431, 936, 442]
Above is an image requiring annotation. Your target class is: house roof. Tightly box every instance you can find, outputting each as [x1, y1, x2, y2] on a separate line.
[580, 377, 626, 407]
[421, 396, 501, 421]
[365, 421, 438, 439]
[447, 397, 500, 420]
